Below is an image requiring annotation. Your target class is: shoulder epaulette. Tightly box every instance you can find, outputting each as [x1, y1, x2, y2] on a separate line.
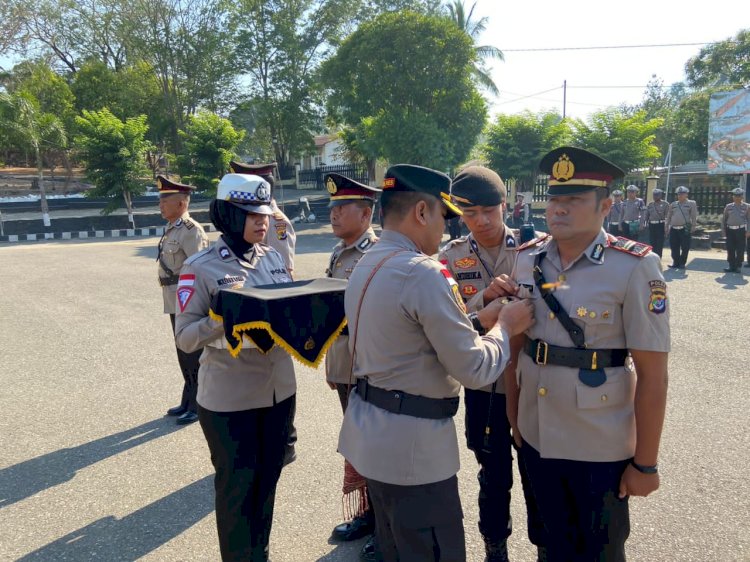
[516, 233, 551, 251]
[607, 235, 651, 257]
[183, 245, 213, 265]
[441, 236, 470, 251]
[183, 218, 195, 230]
[273, 211, 286, 221]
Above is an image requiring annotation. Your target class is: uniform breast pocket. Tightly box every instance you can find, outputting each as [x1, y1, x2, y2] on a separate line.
[568, 301, 615, 326]
[516, 280, 539, 301]
[576, 379, 626, 410]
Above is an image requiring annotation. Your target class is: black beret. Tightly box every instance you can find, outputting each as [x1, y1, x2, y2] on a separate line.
[451, 166, 506, 207]
[383, 164, 462, 218]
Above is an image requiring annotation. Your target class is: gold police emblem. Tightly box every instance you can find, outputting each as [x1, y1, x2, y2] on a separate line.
[552, 153, 575, 182]
[326, 177, 338, 194]
[304, 336, 315, 350]
[156, 177, 163, 189]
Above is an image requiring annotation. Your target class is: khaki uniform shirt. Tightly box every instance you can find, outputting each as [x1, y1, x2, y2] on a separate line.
[174, 237, 295, 412]
[438, 228, 524, 393]
[643, 200, 669, 226]
[666, 199, 698, 229]
[621, 198, 645, 224]
[512, 229, 670, 462]
[263, 200, 296, 276]
[338, 230, 510, 486]
[158, 212, 208, 314]
[607, 201, 623, 225]
[324, 227, 378, 384]
[722, 201, 749, 228]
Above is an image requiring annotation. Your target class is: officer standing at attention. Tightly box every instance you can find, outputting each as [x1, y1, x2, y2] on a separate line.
[606, 190, 623, 236]
[438, 165, 545, 561]
[230, 161, 297, 277]
[621, 185, 645, 240]
[665, 185, 698, 269]
[175, 173, 296, 561]
[721, 187, 749, 273]
[503, 147, 669, 562]
[156, 175, 208, 425]
[323, 173, 381, 559]
[338, 164, 534, 561]
[643, 188, 669, 258]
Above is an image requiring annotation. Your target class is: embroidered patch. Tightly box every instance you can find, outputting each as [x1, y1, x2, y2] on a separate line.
[453, 257, 477, 269]
[505, 234, 517, 248]
[591, 243, 604, 261]
[648, 280, 667, 314]
[462, 284, 478, 296]
[455, 271, 482, 281]
[358, 238, 373, 251]
[219, 247, 231, 259]
[218, 275, 245, 286]
[174, 218, 183, 227]
[184, 219, 195, 230]
[177, 287, 194, 312]
[607, 235, 651, 257]
[275, 223, 287, 240]
[440, 268, 467, 313]
[178, 273, 195, 287]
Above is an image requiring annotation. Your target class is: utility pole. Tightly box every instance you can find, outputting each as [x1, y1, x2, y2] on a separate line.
[563, 80, 567, 119]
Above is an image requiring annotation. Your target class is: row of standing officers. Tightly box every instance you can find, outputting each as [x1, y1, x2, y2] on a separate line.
[156, 148, 671, 561]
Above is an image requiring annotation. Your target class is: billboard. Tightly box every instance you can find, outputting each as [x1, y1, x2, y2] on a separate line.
[707, 88, 750, 174]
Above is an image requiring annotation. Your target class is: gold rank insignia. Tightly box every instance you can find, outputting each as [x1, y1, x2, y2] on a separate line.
[304, 336, 315, 350]
[552, 153, 575, 182]
[326, 177, 338, 194]
[577, 306, 588, 317]
[588, 311, 597, 319]
[602, 310, 611, 319]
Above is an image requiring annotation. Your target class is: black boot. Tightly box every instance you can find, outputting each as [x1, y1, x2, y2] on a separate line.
[483, 537, 509, 562]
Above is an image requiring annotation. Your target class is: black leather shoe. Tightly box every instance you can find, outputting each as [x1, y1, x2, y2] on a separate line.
[331, 515, 374, 542]
[668, 264, 678, 269]
[167, 404, 187, 416]
[483, 537, 509, 562]
[359, 534, 381, 562]
[176, 410, 198, 425]
[537, 546, 549, 562]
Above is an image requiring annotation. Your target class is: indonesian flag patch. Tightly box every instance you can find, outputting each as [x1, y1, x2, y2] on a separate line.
[177, 274, 195, 312]
[440, 268, 467, 313]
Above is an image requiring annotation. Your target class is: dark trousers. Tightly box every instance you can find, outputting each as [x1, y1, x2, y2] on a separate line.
[726, 228, 746, 269]
[519, 442, 630, 562]
[746, 235, 750, 265]
[366, 475, 465, 562]
[647, 223, 665, 257]
[198, 395, 296, 562]
[169, 314, 200, 412]
[607, 224, 621, 237]
[464, 389, 545, 546]
[669, 228, 691, 267]
[621, 222, 639, 241]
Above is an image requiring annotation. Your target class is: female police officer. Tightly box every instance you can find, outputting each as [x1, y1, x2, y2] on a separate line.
[175, 173, 295, 561]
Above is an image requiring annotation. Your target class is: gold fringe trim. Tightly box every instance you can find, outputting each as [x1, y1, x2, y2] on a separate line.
[222, 317, 348, 368]
[208, 308, 223, 323]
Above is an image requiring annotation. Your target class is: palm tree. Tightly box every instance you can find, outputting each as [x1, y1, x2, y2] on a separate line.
[446, 0, 504, 96]
[0, 92, 67, 227]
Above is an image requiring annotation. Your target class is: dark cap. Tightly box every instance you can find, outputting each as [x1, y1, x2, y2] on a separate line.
[326, 173, 381, 208]
[451, 166, 506, 207]
[383, 164, 462, 218]
[157, 175, 196, 195]
[539, 147, 624, 196]
[229, 161, 277, 176]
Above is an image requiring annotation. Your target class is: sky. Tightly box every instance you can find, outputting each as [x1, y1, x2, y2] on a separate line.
[475, 0, 749, 120]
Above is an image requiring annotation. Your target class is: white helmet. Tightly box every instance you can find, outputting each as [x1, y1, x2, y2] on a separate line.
[216, 173, 273, 215]
[675, 186, 689, 194]
[626, 185, 639, 192]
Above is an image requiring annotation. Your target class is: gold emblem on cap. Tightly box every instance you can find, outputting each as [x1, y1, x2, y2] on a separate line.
[157, 177, 163, 189]
[552, 153, 575, 182]
[326, 177, 337, 194]
[577, 306, 587, 317]
[304, 336, 315, 350]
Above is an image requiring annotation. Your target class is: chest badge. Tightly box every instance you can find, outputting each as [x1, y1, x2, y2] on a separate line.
[454, 257, 477, 269]
[462, 284, 478, 296]
[577, 306, 588, 318]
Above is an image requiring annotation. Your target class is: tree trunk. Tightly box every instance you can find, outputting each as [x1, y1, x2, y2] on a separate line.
[123, 190, 135, 229]
[35, 144, 51, 228]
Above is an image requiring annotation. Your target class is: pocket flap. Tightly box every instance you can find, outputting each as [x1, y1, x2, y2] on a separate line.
[576, 379, 626, 409]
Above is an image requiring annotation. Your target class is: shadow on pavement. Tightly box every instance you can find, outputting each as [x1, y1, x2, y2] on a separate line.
[713, 272, 748, 289]
[0, 418, 184, 510]
[17, 475, 214, 561]
[316, 536, 369, 561]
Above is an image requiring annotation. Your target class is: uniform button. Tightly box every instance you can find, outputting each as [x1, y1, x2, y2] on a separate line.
[600, 394, 608, 402]
[538, 387, 547, 397]
[548, 312, 555, 320]
[394, 393, 400, 399]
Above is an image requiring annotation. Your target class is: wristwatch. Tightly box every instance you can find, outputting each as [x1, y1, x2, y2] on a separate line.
[467, 312, 486, 336]
[630, 460, 658, 474]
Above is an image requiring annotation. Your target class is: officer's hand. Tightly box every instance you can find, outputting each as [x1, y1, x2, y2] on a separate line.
[483, 274, 518, 304]
[618, 463, 660, 499]
[496, 299, 534, 337]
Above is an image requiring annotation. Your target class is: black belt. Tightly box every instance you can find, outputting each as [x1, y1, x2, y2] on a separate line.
[355, 378, 459, 420]
[524, 338, 628, 370]
[159, 274, 180, 287]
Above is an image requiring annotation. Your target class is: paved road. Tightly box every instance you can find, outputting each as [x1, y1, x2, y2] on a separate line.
[1, 227, 748, 561]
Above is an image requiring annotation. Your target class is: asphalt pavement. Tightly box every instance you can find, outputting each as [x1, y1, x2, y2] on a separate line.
[0, 226, 748, 561]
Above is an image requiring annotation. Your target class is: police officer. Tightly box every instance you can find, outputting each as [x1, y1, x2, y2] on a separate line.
[606, 190, 623, 236]
[643, 188, 669, 258]
[175, 173, 295, 561]
[621, 185, 645, 240]
[506, 147, 669, 562]
[665, 185, 698, 269]
[721, 187, 749, 273]
[156, 175, 208, 425]
[438, 166, 545, 561]
[230, 162, 297, 277]
[338, 164, 534, 561]
[323, 173, 381, 558]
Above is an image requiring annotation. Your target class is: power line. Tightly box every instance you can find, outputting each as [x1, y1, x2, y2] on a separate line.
[495, 86, 562, 105]
[502, 42, 712, 52]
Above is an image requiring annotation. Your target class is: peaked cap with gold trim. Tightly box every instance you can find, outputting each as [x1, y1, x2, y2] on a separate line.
[326, 173, 381, 208]
[539, 147, 624, 195]
[230, 161, 277, 188]
[157, 175, 196, 195]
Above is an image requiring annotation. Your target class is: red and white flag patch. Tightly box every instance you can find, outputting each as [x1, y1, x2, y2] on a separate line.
[177, 274, 196, 312]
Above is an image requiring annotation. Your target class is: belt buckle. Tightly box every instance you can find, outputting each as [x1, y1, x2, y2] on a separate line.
[535, 341, 548, 365]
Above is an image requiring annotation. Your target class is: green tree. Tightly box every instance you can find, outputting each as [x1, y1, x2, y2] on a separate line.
[570, 108, 663, 173]
[445, 0, 503, 96]
[483, 110, 571, 191]
[176, 111, 244, 192]
[321, 10, 487, 171]
[0, 91, 67, 225]
[75, 109, 153, 223]
[686, 29, 750, 89]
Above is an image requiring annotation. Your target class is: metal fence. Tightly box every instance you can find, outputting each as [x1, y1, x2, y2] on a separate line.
[298, 164, 369, 190]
